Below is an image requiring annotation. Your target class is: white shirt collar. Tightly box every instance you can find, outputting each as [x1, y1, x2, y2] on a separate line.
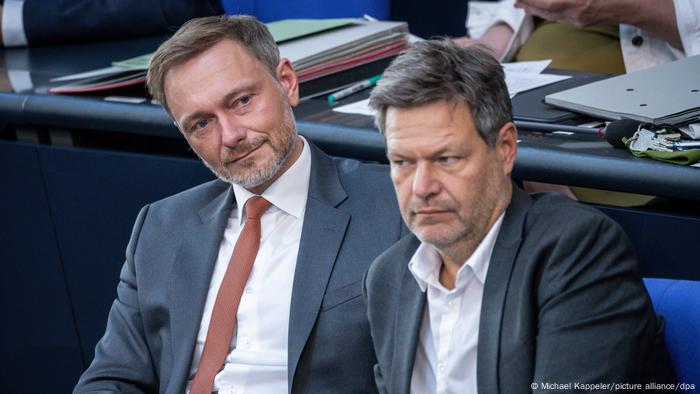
[409, 212, 505, 292]
[231, 136, 311, 224]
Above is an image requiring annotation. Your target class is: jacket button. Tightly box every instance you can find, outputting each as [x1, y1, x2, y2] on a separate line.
[632, 35, 644, 46]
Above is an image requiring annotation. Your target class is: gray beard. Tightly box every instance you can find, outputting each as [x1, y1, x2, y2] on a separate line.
[204, 109, 297, 189]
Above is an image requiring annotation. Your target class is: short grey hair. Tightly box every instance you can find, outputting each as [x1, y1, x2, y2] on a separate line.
[369, 39, 511, 146]
[147, 15, 280, 114]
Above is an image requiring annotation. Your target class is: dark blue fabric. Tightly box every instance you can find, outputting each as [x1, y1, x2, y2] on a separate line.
[644, 278, 700, 387]
[0, 142, 84, 393]
[22, 0, 223, 46]
[221, 0, 389, 22]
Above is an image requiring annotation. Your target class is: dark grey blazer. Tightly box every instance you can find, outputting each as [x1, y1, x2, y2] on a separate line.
[75, 142, 404, 393]
[365, 187, 675, 394]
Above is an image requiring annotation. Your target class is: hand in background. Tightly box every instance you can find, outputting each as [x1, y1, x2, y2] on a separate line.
[514, 0, 617, 28]
[514, 0, 682, 50]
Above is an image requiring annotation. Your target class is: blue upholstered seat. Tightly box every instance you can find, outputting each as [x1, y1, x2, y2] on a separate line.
[220, 0, 390, 23]
[644, 278, 700, 388]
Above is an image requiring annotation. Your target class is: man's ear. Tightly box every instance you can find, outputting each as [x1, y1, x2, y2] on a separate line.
[496, 122, 517, 176]
[276, 58, 299, 107]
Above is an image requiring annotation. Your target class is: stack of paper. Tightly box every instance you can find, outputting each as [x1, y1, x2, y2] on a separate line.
[279, 20, 408, 83]
[48, 18, 408, 94]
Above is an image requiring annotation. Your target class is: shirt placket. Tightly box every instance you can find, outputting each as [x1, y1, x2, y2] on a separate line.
[435, 290, 461, 394]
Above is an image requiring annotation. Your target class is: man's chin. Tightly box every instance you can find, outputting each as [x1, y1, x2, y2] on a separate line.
[218, 163, 280, 189]
[411, 224, 466, 248]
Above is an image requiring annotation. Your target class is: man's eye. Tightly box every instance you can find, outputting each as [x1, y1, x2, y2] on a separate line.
[391, 159, 406, 167]
[193, 119, 209, 130]
[437, 156, 457, 164]
[239, 96, 251, 106]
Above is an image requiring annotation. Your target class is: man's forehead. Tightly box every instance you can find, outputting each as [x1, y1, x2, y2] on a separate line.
[385, 100, 474, 130]
[163, 39, 273, 107]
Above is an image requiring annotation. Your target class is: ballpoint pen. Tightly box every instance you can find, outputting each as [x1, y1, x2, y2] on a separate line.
[328, 75, 382, 105]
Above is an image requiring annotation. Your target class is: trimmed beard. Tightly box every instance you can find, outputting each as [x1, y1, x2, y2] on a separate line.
[202, 106, 297, 189]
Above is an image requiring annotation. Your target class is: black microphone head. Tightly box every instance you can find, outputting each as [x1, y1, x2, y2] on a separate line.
[605, 119, 642, 148]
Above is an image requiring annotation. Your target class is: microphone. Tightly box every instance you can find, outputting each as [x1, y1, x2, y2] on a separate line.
[604, 119, 641, 148]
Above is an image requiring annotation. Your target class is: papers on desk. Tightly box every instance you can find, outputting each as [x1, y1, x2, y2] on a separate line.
[502, 60, 570, 98]
[502, 59, 551, 74]
[280, 20, 408, 83]
[332, 60, 570, 116]
[48, 18, 408, 95]
[333, 98, 375, 116]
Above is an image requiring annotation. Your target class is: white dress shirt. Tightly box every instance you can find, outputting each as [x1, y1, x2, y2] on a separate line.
[2, 1, 28, 47]
[467, 0, 700, 72]
[187, 137, 312, 394]
[408, 213, 504, 394]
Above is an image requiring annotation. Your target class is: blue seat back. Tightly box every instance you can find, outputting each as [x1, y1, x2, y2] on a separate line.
[220, 0, 390, 22]
[643, 278, 700, 387]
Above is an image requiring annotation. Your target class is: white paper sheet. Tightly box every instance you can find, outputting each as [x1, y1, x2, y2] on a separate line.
[333, 98, 375, 116]
[506, 72, 570, 97]
[502, 59, 551, 75]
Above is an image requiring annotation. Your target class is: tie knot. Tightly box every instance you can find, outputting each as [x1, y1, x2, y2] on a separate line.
[244, 196, 272, 220]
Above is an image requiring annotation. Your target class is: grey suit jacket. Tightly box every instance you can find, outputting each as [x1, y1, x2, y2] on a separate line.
[75, 142, 404, 393]
[365, 187, 675, 394]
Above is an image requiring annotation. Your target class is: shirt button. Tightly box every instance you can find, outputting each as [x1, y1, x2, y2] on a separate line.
[244, 287, 252, 294]
[631, 35, 644, 47]
[438, 363, 446, 373]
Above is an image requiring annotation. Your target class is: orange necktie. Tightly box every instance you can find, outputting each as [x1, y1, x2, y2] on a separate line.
[190, 196, 272, 394]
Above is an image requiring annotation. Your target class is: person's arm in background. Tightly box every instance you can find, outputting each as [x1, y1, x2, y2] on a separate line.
[514, 0, 698, 54]
[453, 22, 514, 60]
[458, 0, 699, 61]
[1, 0, 223, 47]
[455, 0, 532, 61]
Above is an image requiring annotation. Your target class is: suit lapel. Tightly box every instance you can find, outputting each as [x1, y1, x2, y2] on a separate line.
[167, 182, 234, 391]
[287, 143, 349, 390]
[477, 186, 530, 394]
[392, 236, 425, 394]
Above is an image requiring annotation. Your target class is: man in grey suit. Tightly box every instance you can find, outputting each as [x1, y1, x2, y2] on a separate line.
[364, 40, 675, 393]
[74, 15, 403, 393]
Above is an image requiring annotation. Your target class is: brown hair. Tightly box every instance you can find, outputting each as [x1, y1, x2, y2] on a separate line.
[146, 15, 280, 113]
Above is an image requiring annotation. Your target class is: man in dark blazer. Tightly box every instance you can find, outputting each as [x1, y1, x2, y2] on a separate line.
[74, 15, 403, 393]
[0, 0, 222, 47]
[365, 40, 675, 393]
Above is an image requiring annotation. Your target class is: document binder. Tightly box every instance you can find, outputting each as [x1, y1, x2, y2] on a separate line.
[545, 55, 700, 125]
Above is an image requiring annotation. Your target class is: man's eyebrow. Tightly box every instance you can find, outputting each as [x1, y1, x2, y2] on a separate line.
[219, 81, 263, 108]
[387, 142, 454, 159]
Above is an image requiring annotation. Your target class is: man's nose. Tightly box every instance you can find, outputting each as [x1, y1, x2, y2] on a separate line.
[220, 116, 248, 147]
[412, 162, 441, 200]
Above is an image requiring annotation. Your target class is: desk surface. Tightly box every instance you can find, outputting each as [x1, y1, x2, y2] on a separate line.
[1, 37, 698, 201]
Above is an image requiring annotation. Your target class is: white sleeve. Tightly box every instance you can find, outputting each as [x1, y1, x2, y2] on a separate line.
[466, 0, 534, 61]
[673, 0, 700, 56]
[2, 0, 28, 47]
